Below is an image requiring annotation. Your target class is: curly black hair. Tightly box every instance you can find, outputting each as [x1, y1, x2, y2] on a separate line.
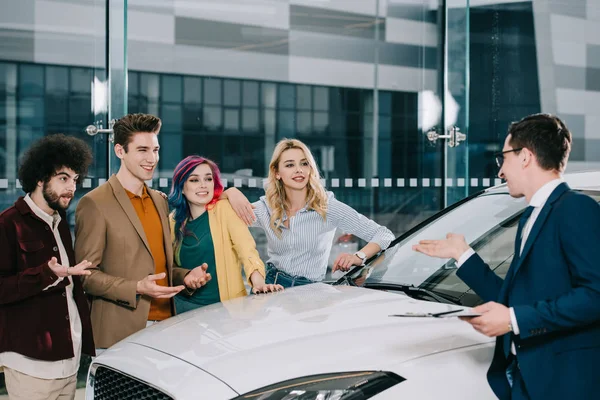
[18, 134, 93, 193]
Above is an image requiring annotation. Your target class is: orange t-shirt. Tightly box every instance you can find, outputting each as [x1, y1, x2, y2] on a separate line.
[125, 186, 172, 321]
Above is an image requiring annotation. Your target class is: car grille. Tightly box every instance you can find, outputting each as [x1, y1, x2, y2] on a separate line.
[93, 366, 174, 400]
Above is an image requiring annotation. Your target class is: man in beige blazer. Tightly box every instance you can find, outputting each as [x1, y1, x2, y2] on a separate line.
[74, 113, 206, 349]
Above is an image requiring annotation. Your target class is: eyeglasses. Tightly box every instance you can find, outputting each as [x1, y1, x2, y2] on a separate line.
[494, 148, 523, 169]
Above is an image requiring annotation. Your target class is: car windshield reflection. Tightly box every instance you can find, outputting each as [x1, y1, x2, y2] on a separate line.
[344, 188, 600, 307]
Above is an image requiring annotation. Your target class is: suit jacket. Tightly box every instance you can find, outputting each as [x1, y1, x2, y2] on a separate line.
[0, 197, 95, 360]
[169, 200, 265, 303]
[457, 183, 600, 400]
[75, 175, 188, 348]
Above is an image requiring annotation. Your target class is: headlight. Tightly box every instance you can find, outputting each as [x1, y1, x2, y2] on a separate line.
[231, 371, 404, 400]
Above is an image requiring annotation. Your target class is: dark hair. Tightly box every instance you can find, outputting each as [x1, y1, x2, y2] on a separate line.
[507, 113, 572, 172]
[113, 113, 162, 151]
[18, 134, 93, 193]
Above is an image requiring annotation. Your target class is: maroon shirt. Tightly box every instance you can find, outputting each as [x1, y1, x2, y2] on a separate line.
[0, 197, 94, 361]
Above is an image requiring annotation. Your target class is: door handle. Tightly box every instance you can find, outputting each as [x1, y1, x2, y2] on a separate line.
[426, 126, 466, 147]
[85, 119, 117, 141]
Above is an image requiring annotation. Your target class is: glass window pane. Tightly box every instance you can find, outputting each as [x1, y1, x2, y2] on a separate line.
[0, 102, 6, 125]
[184, 76, 202, 105]
[224, 109, 239, 131]
[264, 109, 275, 136]
[128, 97, 139, 114]
[0, 63, 17, 96]
[161, 75, 182, 103]
[379, 116, 391, 139]
[313, 86, 329, 111]
[183, 134, 222, 163]
[69, 96, 92, 126]
[17, 127, 44, 158]
[363, 115, 373, 138]
[19, 98, 44, 128]
[140, 73, 160, 102]
[19, 65, 44, 97]
[203, 106, 222, 130]
[363, 92, 373, 113]
[278, 84, 295, 109]
[297, 111, 311, 135]
[314, 112, 329, 134]
[345, 89, 360, 112]
[392, 92, 408, 115]
[296, 85, 312, 110]
[46, 66, 68, 95]
[278, 110, 295, 137]
[347, 113, 360, 136]
[128, 71, 139, 96]
[46, 95, 68, 128]
[242, 109, 259, 132]
[262, 82, 276, 108]
[204, 78, 222, 105]
[223, 136, 242, 171]
[242, 136, 265, 177]
[70, 68, 92, 94]
[242, 81, 259, 107]
[224, 80, 240, 106]
[379, 92, 392, 115]
[161, 104, 182, 131]
[183, 105, 201, 131]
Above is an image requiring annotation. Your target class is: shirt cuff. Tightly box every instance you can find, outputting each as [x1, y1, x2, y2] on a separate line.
[509, 307, 520, 335]
[456, 248, 475, 267]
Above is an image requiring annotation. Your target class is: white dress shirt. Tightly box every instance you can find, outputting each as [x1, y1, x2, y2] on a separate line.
[457, 178, 564, 354]
[0, 194, 82, 379]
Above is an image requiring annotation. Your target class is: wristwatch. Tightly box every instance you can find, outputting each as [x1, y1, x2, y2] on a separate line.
[354, 251, 367, 266]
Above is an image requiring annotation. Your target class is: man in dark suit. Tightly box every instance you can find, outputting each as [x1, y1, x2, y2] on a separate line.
[413, 113, 600, 400]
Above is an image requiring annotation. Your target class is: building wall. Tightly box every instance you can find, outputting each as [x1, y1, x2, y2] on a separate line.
[1, 0, 599, 210]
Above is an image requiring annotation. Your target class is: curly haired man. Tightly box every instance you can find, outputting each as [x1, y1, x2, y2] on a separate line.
[0, 134, 96, 400]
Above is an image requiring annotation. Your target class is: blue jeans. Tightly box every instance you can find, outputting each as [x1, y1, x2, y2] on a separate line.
[265, 263, 314, 288]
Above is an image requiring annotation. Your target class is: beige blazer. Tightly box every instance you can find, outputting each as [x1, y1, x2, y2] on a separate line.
[75, 175, 187, 348]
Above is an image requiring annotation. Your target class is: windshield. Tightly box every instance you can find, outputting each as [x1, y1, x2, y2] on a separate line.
[355, 189, 600, 307]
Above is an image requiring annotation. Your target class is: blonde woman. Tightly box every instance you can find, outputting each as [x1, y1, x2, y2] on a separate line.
[225, 139, 394, 288]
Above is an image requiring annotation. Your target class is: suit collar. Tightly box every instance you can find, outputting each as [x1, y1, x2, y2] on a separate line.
[108, 175, 173, 271]
[545, 181, 570, 205]
[108, 175, 153, 257]
[529, 178, 564, 208]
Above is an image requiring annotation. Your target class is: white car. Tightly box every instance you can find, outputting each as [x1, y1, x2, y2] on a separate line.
[86, 171, 600, 400]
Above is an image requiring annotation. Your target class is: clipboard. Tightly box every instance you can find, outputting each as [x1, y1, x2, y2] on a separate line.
[389, 308, 481, 318]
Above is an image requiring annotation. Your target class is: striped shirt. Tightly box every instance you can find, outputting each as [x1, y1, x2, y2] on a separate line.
[252, 191, 394, 281]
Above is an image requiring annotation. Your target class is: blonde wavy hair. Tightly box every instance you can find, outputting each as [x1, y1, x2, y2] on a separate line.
[266, 139, 328, 238]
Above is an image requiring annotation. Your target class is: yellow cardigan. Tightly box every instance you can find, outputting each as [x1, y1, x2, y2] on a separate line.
[169, 200, 265, 302]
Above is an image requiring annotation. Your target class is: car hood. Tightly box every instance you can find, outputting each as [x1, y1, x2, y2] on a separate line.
[121, 283, 491, 393]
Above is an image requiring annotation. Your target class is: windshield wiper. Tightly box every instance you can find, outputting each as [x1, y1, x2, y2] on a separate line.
[332, 264, 367, 286]
[362, 282, 462, 305]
